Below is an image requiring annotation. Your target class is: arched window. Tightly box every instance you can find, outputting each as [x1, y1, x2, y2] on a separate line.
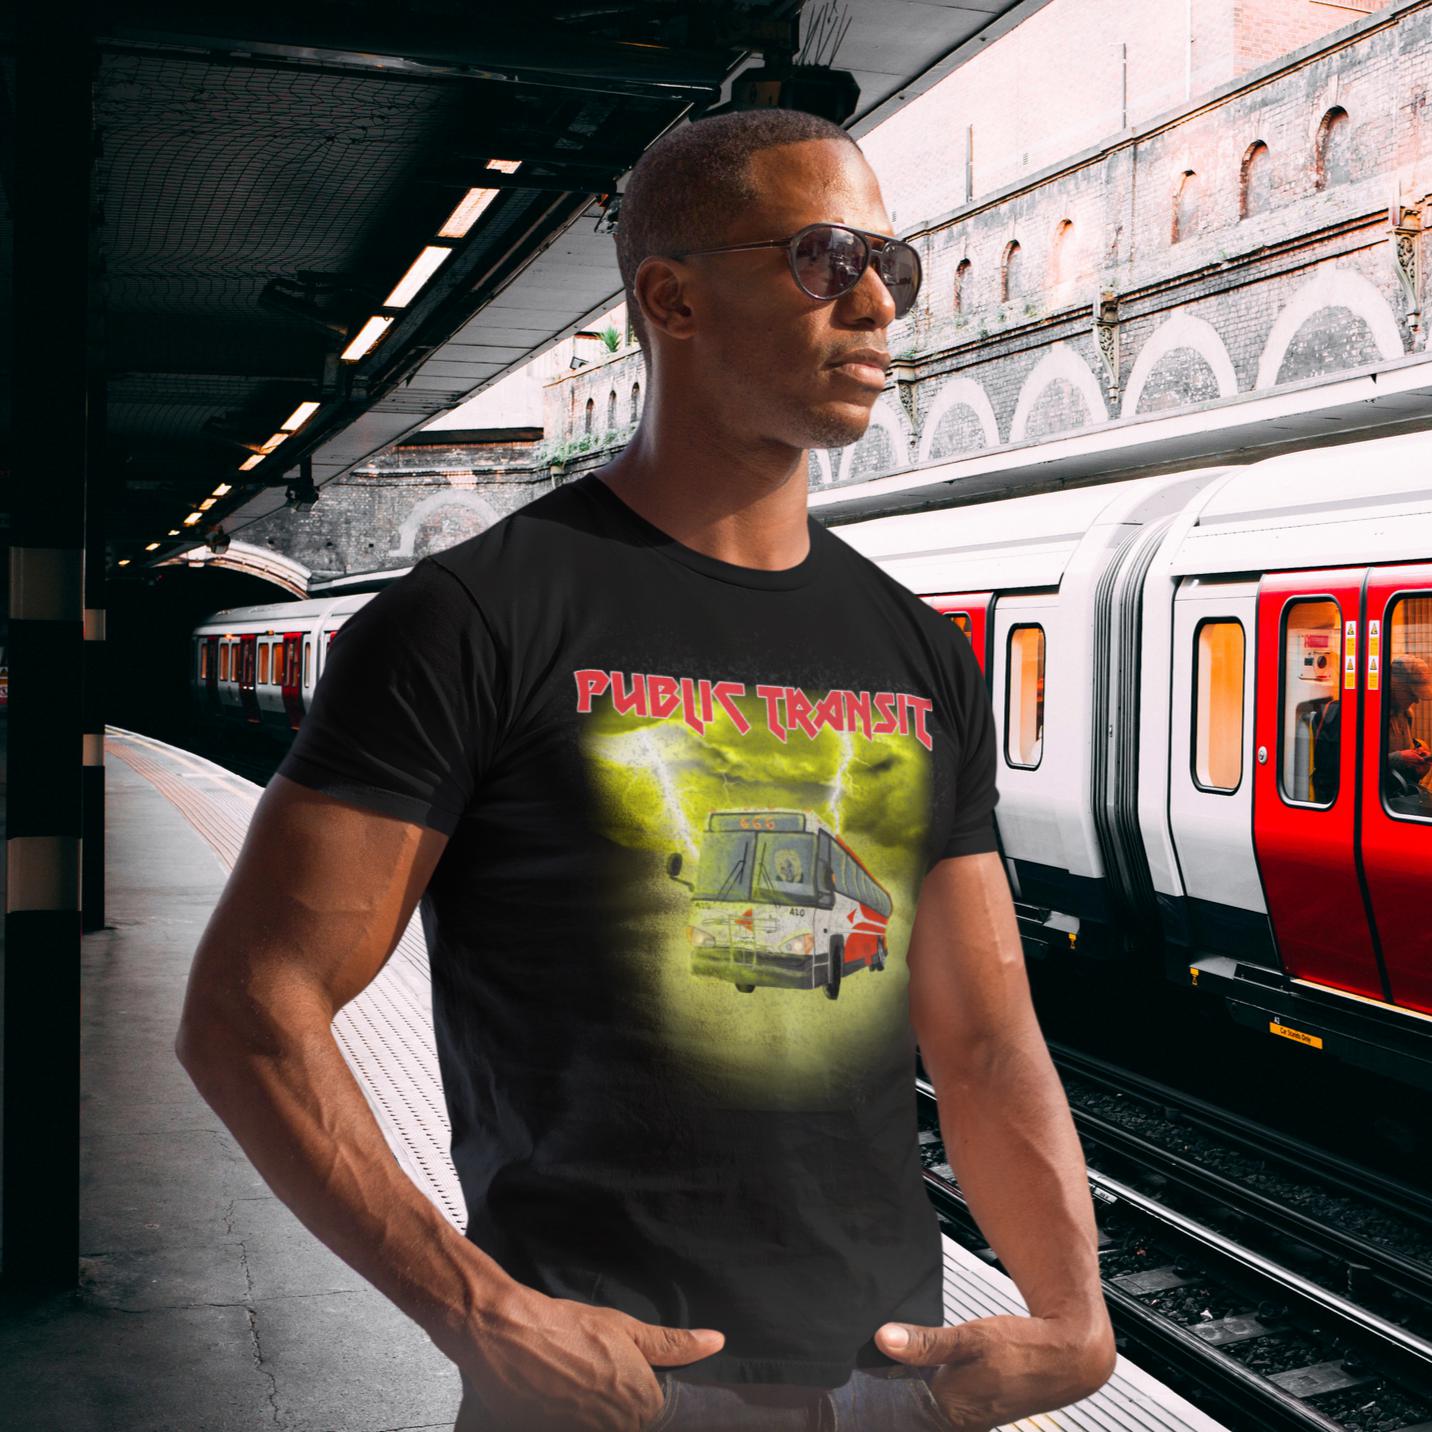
[1050, 219, 1074, 286]
[1315, 107, 1351, 191]
[1172, 170, 1200, 244]
[606, 389, 617, 431]
[954, 257, 972, 313]
[1000, 240, 1023, 302]
[584, 396, 594, 435]
[630, 381, 641, 425]
[1240, 141, 1271, 219]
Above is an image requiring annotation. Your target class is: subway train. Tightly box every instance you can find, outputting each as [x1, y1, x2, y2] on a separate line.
[190, 427, 1432, 1090]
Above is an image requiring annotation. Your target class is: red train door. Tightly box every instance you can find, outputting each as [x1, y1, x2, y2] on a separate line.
[1359, 564, 1432, 1013]
[1251, 569, 1385, 999]
[923, 592, 993, 674]
[280, 632, 305, 731]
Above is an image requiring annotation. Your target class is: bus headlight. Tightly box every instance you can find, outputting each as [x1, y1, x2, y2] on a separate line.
[686, 925, 716, 946]
[780, 932, 814, 956]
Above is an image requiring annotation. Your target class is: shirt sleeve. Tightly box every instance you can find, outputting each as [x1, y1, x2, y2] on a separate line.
[935, 623, 1001, 862]
[273, 557, 502, 835]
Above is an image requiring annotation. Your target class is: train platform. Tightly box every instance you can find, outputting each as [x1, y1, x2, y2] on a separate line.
[0, 726, 1229, 1432]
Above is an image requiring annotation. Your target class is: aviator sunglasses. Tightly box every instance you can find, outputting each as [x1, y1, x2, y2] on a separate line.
[668, 222, 923, 319]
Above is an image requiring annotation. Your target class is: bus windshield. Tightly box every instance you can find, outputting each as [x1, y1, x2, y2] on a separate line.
[693, 831, 754, 900]
[753, 832, 819, 905]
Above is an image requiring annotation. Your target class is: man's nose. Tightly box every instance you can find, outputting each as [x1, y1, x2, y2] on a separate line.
[843, 255, 898, 326]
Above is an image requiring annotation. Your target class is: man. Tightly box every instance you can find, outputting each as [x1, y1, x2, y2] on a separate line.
[1386, 654, 1432, 813]
[176, 108, 1115, 1432]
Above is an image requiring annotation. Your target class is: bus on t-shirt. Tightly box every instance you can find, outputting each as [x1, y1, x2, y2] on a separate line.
[666, 809, 892, 999]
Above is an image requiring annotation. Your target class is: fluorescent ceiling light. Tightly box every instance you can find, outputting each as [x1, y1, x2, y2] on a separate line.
[144, 542, 160, 551]
[239, 453, 264, 471]
[183, 512, 204, 526]
[282, 400, 320, 431]
[341, 314, 394, 362]
[211, 482, 232, 497]
[168, 529, 180, 536]
[117, 558, 131, 566]
[384, 245, 452, 308]
[438, 158, 523, 238]
[199, 497, 217, 510]
[260, 430, 289, 452]
[439, 189, 499, 238]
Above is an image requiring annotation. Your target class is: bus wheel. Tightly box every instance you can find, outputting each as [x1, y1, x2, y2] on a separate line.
[872, 938, 887, 972]
[825, 936, 844, 1000]
[735, 983, 755, 993]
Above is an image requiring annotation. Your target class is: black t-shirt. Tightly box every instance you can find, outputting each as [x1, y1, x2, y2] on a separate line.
[275, 472, 999, 1387]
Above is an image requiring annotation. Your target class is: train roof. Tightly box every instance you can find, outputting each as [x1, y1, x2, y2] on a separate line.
[1168, 427, 1432, 575]
[826, 468, 1232, 592]
[191, 589, 374, 634]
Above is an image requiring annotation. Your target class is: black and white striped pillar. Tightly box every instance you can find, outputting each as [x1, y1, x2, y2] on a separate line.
[3, 14, 95, 1286]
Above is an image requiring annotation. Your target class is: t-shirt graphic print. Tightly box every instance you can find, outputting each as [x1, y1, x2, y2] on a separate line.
[274, 472, 1000, 1388]
[575, 667, 936, 1113]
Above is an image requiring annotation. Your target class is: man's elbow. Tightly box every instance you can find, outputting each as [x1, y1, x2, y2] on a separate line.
[1065, 1323, 1118, 1403]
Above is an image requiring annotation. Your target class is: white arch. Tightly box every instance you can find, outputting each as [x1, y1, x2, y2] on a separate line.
[836, 395, 909, 485]
[155, 538, 312, 598]
[1009, 342, 1108, 443]
[916, 377, 1001, 462]
[392, 489, 503, 559]
[1256, 267, 1405, 389]
[1123, 313, 1239, 415]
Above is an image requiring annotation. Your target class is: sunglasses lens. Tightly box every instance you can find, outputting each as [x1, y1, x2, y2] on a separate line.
[876, 242, 921, 319]
[793, 226, 868, 299]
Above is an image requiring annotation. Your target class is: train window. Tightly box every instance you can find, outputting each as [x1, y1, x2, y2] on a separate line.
[1005, 625, 1045, 768]
[946, 611, 973, 643]
[1382, 595, 1432, 821]
[303, 639, 311, 686]
[1279, 599, 1341, 807]
[258, 642, 270, 685]
[219, 643, 229, 681]
[198, 643, 208, 680]
[1192, 619, 1244, 792]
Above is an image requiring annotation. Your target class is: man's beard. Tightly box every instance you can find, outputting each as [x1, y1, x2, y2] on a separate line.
[800, 403, 875, 452]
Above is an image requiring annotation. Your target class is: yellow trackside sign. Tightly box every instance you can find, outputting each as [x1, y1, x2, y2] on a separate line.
[1269, 1020, 1323, 1049]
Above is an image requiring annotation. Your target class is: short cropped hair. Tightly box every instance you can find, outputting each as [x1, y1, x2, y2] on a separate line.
[614, 108, 861, 357]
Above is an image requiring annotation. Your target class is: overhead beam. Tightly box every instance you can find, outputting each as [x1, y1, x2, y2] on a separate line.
[100, 3, 743, 93]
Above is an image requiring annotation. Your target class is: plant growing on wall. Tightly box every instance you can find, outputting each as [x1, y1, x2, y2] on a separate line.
[599, 325, 622, 352]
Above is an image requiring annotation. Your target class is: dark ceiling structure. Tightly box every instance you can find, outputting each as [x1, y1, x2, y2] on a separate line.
[66, 2, 803, 564]
[3, 0, 1056, 570]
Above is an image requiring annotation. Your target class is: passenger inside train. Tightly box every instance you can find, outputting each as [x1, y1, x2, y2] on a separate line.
[1386, 653, 1432, 816]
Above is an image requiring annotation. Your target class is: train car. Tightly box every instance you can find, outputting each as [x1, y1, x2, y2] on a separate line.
[190, 591, 376, 738]
[665, 808, 892, 999]
[831, 428, 1432, 1090]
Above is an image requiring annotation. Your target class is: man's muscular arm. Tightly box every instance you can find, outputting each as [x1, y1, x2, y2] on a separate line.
[879, 849, 1116, 1430]
[174, 773, 511, 1361]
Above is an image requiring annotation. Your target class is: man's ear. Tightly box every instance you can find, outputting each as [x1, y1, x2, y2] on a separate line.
[635, 255, 697, 344]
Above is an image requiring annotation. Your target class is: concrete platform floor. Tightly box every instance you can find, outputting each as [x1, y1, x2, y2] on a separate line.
[0, 726, 462, 1432]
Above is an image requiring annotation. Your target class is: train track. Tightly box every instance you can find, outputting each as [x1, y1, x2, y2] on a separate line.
[1046, 1042, 1432, 1238]
[915, 1077, 1432, 1431]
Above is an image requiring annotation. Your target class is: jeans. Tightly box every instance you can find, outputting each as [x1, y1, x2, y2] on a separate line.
[455, 1364, 952, 1431]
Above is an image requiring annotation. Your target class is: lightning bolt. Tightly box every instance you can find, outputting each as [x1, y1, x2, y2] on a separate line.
[596, 723, 699, 858]
[827, 726, 856, 834]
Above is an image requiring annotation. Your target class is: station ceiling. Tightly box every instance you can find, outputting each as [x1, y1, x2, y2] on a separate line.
[1, 0, 1054, 569]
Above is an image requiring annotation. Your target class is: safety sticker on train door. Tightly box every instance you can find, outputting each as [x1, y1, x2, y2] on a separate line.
[1344, 620, 1357, 689]
[1368, 619, 1380, 690]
